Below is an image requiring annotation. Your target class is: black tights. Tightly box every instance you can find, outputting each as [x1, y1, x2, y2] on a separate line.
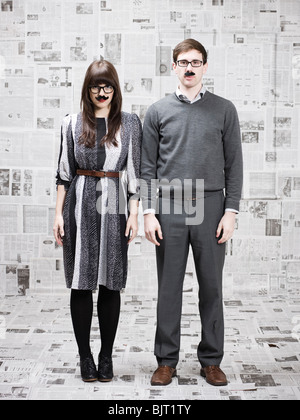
[70, 286, 121, 359]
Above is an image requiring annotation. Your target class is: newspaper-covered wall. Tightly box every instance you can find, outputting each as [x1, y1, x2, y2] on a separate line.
[0, 0, 299, 296]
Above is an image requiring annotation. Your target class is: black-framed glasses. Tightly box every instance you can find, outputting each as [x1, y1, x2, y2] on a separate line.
[176, 60, 203, 68]
[89, 85, 114, 94]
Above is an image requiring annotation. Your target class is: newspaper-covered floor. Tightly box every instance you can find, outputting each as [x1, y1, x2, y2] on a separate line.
[0, 288, 299, 400]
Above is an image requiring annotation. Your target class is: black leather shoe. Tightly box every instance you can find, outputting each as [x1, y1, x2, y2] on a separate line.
[98, 354, 113, 382]
[80, 355, 98, 382]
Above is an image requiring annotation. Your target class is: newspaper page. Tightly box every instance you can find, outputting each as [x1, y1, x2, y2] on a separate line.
[0, 0, 299, 299]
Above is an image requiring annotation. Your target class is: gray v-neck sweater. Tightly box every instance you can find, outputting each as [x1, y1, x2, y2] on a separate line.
[141, 91, 243, 211]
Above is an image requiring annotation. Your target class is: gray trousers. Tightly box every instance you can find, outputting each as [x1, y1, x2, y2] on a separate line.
[155, 191, 226, 368]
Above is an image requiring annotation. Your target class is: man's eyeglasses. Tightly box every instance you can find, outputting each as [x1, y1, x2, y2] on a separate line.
[89, 85, 114, 94]
[176, 60, 203, 68]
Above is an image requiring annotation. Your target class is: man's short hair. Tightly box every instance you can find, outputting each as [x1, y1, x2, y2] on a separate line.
[173, 39, 208, 65]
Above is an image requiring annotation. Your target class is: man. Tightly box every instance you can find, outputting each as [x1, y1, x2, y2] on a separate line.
[141, 39, 243, 387]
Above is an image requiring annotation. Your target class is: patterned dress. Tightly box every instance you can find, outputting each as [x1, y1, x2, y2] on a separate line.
[56, 112, 142, 291]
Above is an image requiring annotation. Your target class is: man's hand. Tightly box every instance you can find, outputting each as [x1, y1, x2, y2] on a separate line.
[216, 212, 236, 244]
[144, 213, 163, 246]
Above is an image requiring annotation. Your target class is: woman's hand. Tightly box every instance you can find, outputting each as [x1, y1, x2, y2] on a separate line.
[125, 214, 138, 244]
[54, 185, 67, 246]
[53, 214, 65, 246]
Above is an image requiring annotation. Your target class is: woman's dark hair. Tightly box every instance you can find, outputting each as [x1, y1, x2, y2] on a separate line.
[80, 60, 122, 148]
[173, 39, 208, 65]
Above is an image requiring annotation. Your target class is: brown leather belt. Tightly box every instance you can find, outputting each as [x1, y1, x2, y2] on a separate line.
[77, 169, 120, 178]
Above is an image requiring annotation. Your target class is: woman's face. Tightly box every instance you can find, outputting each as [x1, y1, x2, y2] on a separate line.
[89, 83, 115, 114]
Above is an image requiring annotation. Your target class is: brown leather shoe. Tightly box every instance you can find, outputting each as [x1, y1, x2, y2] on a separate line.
[151, 365, 177, 386]
[200, 366, 228, 386]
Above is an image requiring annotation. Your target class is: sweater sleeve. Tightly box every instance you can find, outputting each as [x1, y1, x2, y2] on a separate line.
[140, 104, 160, 212]
[222, 102, 243, 211]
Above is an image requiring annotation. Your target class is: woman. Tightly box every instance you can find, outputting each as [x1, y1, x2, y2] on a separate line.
[53, 60, 141, 383]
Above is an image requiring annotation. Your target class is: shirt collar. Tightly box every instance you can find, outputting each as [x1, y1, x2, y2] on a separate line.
[176, 85, 207, 104]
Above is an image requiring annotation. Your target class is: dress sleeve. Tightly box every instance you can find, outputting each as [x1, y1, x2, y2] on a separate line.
[56, 114, 77, 191]
[126, 113, 142, 199]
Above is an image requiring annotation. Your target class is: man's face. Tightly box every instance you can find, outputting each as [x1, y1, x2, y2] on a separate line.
[173, 49, 208, 90]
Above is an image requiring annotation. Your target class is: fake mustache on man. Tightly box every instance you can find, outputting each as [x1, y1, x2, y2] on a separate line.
[185, 71, 196, 77]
